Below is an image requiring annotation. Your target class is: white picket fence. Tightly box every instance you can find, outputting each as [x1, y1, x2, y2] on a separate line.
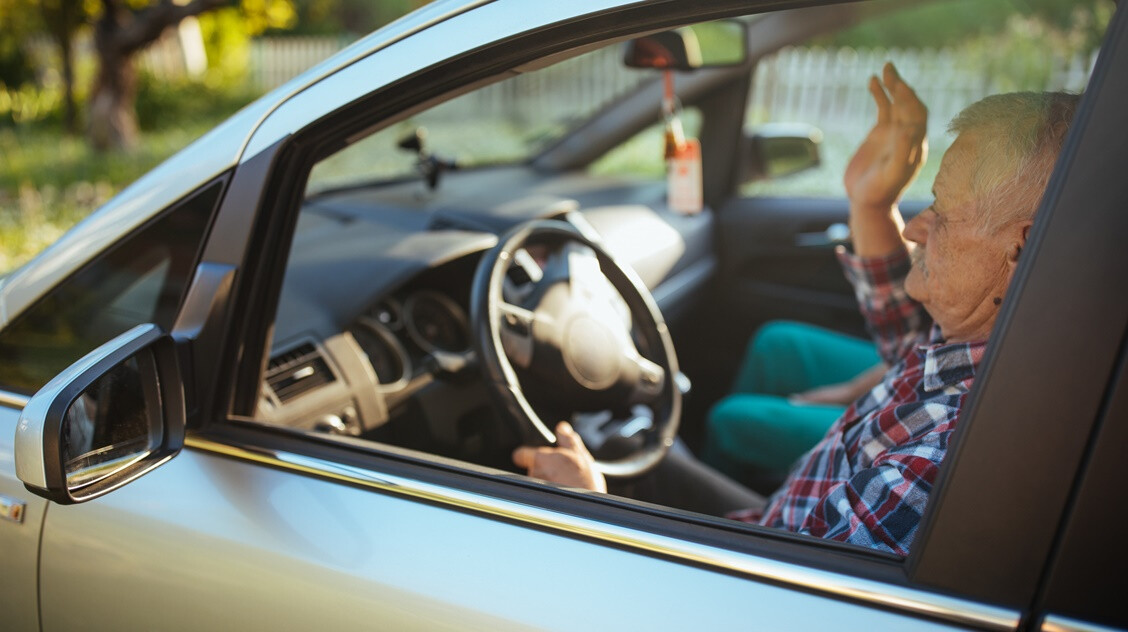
[23, 33, 1098, 133]
[460, 47, 645, 123]
[242, 38, 1097, 132]
[248, 37, 353, 90]
[748, 46, 1098, 137]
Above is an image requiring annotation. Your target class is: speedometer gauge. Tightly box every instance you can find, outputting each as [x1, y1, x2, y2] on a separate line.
[350, 319, 411, 388]
[404, 290, 470, 354]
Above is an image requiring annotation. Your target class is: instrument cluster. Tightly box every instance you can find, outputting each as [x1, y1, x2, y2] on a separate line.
[348, 289, 473, 391]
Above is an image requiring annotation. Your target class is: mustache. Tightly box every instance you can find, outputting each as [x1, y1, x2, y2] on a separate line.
[908, 244, 927, 275]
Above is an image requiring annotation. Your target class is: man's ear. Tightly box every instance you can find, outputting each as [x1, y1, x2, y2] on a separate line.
[1007, 221, 1033, 264]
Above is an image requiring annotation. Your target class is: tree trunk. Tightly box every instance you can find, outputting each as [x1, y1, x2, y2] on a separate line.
[85, 0, 228, 152]
[88, 13, 139, 151]
[41, 0, 81, 135]
[60, 35, 77, 134]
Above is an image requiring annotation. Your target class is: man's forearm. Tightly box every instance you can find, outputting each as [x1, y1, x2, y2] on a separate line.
[849, 204, 908, 258]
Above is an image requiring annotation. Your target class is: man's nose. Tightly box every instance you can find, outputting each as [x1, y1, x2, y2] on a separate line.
[903, 211, 931, 244]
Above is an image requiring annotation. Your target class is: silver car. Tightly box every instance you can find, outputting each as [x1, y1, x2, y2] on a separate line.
[2, 0, 1125, 629]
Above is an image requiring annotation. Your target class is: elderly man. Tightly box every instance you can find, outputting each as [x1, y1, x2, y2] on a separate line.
[513, 63, 1079, 555]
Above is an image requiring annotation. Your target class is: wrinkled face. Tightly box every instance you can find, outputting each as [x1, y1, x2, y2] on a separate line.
[903, 133, 1024, 343]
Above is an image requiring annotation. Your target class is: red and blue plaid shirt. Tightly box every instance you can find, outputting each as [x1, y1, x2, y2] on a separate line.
[729, 246, 986, 555]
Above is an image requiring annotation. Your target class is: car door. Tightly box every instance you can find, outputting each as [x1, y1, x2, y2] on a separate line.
[8, 0, 1125, 630]
[27, 1, 1004, 622]
[0, 176, 224, 631]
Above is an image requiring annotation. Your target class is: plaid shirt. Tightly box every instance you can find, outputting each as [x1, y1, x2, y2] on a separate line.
[729, 246, 986, 555]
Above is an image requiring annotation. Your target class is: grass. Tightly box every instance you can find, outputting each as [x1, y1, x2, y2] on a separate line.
[0, 71, 265, 275]
[0, 123, 222, 274]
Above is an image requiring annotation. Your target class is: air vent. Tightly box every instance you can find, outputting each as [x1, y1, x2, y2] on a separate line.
[266, 342, 335, 403]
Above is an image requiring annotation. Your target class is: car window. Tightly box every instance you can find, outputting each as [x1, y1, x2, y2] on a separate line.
[306, 45, 648, 195]
[0, 181, 220, 395]
[741, 1, 1104, 199]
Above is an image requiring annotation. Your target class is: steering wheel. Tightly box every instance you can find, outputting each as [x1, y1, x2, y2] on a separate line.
[470, 219, 681, 478]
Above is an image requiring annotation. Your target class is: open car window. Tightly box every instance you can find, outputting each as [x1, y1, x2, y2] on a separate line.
[238, 0, 1111, 562]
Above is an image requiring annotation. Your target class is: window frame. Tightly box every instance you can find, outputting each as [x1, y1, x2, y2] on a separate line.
[214, 0, 926, 575]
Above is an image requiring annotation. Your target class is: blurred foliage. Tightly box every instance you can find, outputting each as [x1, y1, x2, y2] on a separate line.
[0, 118, 222, 272]
[0, 0, 46, 87]
[824, 0, 1113, 51]
[134, 71, 260, 130]
[0, 0, 295, 126]
[198, 9, 256, 85]
[118, 0, 296, 86]
[0, 38, 36, 89]
[691, 20, 747, 66]
[966, 11, 1107, 91]
[0, 82, 65, 126]
[273, 0, 425, 35]
[238, 0, 298, 33]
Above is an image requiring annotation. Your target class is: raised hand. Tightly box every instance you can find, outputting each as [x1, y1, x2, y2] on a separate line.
[843, 63, 929, 256]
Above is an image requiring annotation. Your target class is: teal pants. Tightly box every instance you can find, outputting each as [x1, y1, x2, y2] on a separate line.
[702, 321, 880, 481]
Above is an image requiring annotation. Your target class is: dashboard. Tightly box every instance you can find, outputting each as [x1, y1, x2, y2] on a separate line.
[253, 166, 718, 463]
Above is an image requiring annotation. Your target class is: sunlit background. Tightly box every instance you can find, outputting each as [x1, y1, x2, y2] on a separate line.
[0, 0, 1110, 274]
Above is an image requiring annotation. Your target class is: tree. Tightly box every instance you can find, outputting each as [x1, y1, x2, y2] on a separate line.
[0, 0, 42, 89]
[89, 0, 226, 150]
[88, 0, 294, 151]
[40, 0, 86, 134]
[1, 0, 89, 133]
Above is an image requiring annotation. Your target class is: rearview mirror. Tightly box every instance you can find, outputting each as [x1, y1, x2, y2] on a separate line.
[623, 20, 747, 71]
[15, 324, 185, 504]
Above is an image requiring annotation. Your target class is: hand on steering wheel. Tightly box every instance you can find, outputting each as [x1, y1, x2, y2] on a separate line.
[471, 219, 681, 479]
[512, 421, 607, 492]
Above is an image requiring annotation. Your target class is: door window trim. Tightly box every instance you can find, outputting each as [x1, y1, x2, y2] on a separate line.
[185, 430, 1019, 630]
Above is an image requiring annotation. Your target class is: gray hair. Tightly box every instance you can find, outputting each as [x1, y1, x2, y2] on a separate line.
[948, 91, 1080, 233]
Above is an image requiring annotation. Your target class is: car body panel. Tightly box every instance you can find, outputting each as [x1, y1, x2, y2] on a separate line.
[34, 437, 1000, 631]
[0, 404, 49, 631]
[1038, 344, 1128, 629]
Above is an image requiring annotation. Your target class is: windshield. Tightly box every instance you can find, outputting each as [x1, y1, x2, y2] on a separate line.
[307, 44, 652, 195]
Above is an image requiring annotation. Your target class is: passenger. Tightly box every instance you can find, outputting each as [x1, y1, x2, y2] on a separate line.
[702, 320, 883, 491]
[512, 63, 1080, 554]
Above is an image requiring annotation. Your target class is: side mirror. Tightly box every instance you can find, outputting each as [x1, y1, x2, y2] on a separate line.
[15, 324, 185, 504]
[741, 123, 823, 182]
[623, 20, 747, 71]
